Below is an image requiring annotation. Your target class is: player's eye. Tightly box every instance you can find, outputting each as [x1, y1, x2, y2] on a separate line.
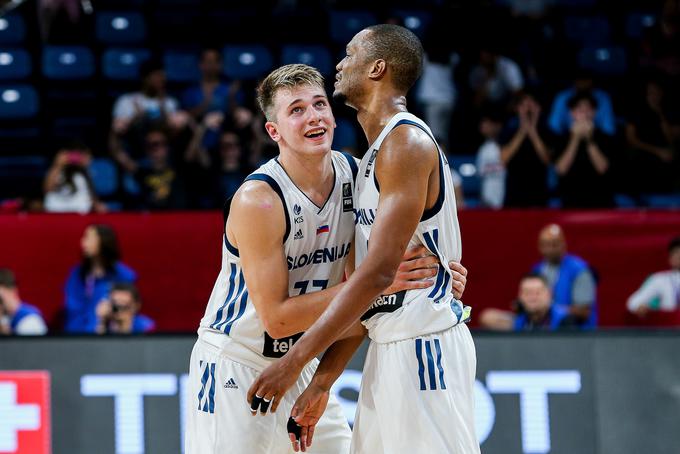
[291, 106, 303, 114]
[315, 100, 327, 108]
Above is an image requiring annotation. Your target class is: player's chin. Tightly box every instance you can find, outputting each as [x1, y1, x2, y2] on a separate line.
[332, 89, 347, 104]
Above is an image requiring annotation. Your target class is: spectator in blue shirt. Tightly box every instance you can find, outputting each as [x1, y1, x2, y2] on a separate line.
[95, 282, 155, 334]
[513, 273, 578, 331]
[64, 224, 137, 333]
[182, 48, 239, 121]
[0, 268, 47, 336]
[548, 69, 616, 136]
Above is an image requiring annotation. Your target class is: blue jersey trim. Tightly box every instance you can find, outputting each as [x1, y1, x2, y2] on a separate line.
[224, 235, 239, 257]
[341, 152, 359, 181]
[245, 173, 291, 243]
[391, 119, 445, 221]
[415, 338, 426, 391]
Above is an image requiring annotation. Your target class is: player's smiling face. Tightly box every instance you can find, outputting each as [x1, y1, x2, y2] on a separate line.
[265, 84, 335, 156]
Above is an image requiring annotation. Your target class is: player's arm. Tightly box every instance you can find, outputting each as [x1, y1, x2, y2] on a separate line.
[229, 181, 347, 339]
[248, 125, 437, 411]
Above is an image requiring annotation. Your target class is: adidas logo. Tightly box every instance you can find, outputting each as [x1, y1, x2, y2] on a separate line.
[224, 378, 238, 389]
[293, 229, 304, 240]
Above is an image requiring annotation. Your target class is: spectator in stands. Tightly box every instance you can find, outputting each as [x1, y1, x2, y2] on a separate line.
[450, 167, 466, 210]
[625, 75, 679, 194]
[95, 282, 155, 334]
[533, 224, 597, 327]
[500, 92, 550, 207]
[476, 107, 506, 209]
[416, 50, 458, 149]
[480, 273, 578, 331]
[109, 60, 188, 173]
[0, 269, 47, 336]
[547, 68, 616, 136]
[468, 42, 524, 108]
[133, 126, 186, 210]
[627, 236, 680, 317]
[43, 141, 105, 214]
[554, 92, 615, 208]
[64, 224, 137, 333]
[638, 0, 680, 77]
[182, 48, 240, 121]
[479, 224, 596, 329]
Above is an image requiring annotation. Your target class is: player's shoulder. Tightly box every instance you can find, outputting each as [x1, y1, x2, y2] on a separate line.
[232, 179, 282, 214]
[382, 121, 438, 164]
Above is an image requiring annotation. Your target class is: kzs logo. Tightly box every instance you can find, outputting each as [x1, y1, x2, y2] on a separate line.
[0, 371, 51, 454]
[293, 204, 304, 224]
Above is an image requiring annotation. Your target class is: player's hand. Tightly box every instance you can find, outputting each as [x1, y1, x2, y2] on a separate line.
[288, 382, 330, 452]
[247, 357, 302, 415]
[448, 261, 468, 299]
[383, 245, 438, 294]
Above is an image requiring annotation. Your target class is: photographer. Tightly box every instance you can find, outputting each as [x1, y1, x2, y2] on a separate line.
[0, 269, 47, 336]
[95, 282, 155, 334]
[43, 141, 106, 214]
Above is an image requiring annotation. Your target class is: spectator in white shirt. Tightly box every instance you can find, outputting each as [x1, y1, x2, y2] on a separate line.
[476, 108, 506, 209]
[627, 236, 680, 317]
[469, 43, 524, 107]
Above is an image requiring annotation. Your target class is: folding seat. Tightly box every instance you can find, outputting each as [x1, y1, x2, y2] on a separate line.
[164, 50, 200, 83]
[96, 11, 146, 44]
[223, 45, 273, 80]
[329, 11, 377, 44]
[0, 48, 31, 80]
[281, 45, 333, 76]
[578, 46, 627, 76]
[0, 14, 25, 44]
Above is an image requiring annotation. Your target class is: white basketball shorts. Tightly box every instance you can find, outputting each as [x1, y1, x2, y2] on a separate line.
[185, 338, 352, 454]
[351, 323, 480, 454]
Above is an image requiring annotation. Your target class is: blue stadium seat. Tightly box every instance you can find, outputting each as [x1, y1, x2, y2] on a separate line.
[42, 46, 95, 80]
[102, 48, 151, 80]
[89, 158, 119, 197]
[626, 12, 657, 39]
[0, 15, 25, 44]
[164, 50, 200, 83]
[614, 194, 638, 208]
[0, 85, 38, 119]
[0, 48, 31, 79]
[564, 16, 610, 45]
[641, 194, 680, 208]
[281, 45, 333, 76]
[392, 10, 432, 39]
[449, 155, 480, 199]
[329, 11, 377, 44]
[332, 118, 358, 152]
[578, 46, 627, 76]
[96, 12, 146, 44]
[223, 45, 273, 80]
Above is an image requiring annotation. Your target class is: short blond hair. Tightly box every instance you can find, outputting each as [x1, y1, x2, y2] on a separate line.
[256, 64, 325, 121]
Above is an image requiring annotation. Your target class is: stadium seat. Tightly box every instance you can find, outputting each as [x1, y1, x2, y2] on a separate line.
[164, 50, 200, 83]
[223, 45, 273, 80]
[332, 118, 358, 152]
[449, 155, 480, 199]
[641, 194, 680, 209]
[0, 14, 25, 44]
[329, 11, 377, 44]
[0, 156, 47, 198]
[281, 45, 333, 76]
[42, 46, 95, 80]
[89, 158, 119, 197]
[392, 10, 432, 39]
[96, 12, 146, 44]
[102, 48, 151, 80]
[578, 46, 627, 76]
[0, 85, 38, 119]
[626, 12, 657, 39]
[0, 48, 31, 79]
[563, 16, 610, 45]
[614, 193, 638, 208]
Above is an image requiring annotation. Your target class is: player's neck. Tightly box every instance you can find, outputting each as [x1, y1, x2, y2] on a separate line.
[357, 93, 408, 145]
[278, 150, 334, 206]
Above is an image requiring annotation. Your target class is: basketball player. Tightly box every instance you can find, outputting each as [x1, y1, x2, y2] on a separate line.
[185, 64, 468, 453]
[248, 26, 480, 454]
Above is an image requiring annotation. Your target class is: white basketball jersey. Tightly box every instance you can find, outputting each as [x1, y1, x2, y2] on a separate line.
[355, 112, 465, 344]
[198, 150, 358, 368]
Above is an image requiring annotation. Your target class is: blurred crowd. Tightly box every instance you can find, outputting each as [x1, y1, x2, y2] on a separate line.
[0, 0, 679, 211]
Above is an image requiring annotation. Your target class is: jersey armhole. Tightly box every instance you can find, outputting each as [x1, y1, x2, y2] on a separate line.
[389, 119, 446, 221]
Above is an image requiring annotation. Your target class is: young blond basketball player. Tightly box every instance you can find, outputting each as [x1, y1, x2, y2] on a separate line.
[185, 64, 468, 453]
[249, 26, 480, 454]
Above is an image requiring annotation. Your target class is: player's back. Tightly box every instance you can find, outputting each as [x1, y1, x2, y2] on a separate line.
[197, 150, 358, 369]
[355, 112, 466, 344]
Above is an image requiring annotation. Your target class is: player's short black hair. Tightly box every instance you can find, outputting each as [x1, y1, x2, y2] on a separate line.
[0, 268, 17, 289]
[567, 91, 598, 110]
[363, 24, 424, 93]
[668, 236, 680, 253]
[111, 282, 141, 303]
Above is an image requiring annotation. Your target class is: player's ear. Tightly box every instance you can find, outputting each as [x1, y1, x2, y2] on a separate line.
[265, 121, 281, 143]
[368, 59, 386, 81]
